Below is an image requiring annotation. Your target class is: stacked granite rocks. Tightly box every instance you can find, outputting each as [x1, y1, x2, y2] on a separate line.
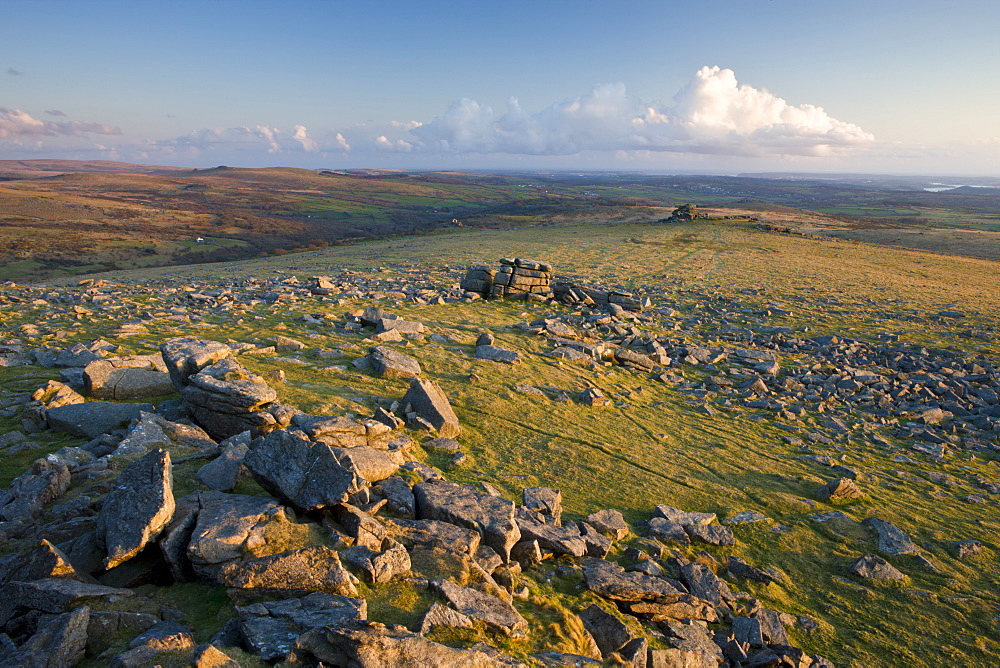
[461, 258, 553, 301]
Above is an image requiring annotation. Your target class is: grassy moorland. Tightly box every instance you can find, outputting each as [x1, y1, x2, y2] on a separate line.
[2, 215, 998, 665]
[4, 160, 1000, 282]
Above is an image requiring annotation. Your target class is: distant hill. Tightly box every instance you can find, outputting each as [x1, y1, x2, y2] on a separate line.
[0, 159, 190, 178]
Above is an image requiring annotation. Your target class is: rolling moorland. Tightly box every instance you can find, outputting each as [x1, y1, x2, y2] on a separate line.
[2, 160, 1000, 282]
[0, 162, 998, 666]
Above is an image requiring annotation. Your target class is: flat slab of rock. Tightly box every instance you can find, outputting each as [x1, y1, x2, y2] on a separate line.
[401, 378, 461, 438]
[46, 402, 154, 439]
[475, 345, 521, 364]
[297, 620, 516, 667]
[239, 592, 367, 661]
[414, 481, 519, 561]
[83, 355, 173, 400]
[653, 505, 716, 527]
[367, 346, 421, 378]
[217, 546, 358, 596]
[96, 448, 175, 569]
[0, 579, 134, 625]
[434, 579, 528, 638]
[862, 517, 918, 555]
[584, 509, 629, 540]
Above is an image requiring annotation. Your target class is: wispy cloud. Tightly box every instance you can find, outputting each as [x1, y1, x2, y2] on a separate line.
[0, 107, 120, 139]
[369, 66, 874, 158]
[45, 109, 67, 117]
[6, 68, 22, 76]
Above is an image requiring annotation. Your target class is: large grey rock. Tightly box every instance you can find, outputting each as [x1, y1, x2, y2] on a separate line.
[849, 553, 906, 580]
[373, 476, 415, 519]
[96, 448, 175, 569]
[244, 429, 366, 511]
[414, 480, 519, 561]
[0, 579, 133, 627]
[184, 492, 300, 580]
[6, 605, 89, 667]
[114, 412, 216, 456]
[584, 509, 629, 540]
[516, 516, 586, 557]
[578, 604, 630, 659]
[862, 517, 919, 555]
[195, 433, 250, 491]
[401, 378, 461, 438]
[56, 340, 117, 368]
[522, 487, 562, 525]
[367, 346, 421, 378]
[0, 539, 84, 585]
[383, 518, 481, 557]
[83, 355, 173, 400]
[160, 337, 234, 391]
[239, 592, 367, 662]
[0, 461, 71, 521]
[297, 620, 514, 667]
[181, 359, 278, 440]
[216, 546, 358, 595]
[679, 563, 733, 606]
[583, 558, 716, 622]
[475, 345, 521, 364]
[434, 579, 528, 638]
[46, 402, 153, 439]
[816, 477, 865, 501]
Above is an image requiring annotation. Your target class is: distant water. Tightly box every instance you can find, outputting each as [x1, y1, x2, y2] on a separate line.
[924, 183, 1000, 192]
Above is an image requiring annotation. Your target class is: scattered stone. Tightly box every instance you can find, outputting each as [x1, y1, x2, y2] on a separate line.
[367, 346, 421, 378]
[816, 477, 865, 501]
[862, 517, 919, 556]
[849, 554, 906, 580]
[401, 378, 461, 438]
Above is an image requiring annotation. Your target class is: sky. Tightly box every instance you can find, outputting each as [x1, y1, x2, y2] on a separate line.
[1, 0, 999, 175]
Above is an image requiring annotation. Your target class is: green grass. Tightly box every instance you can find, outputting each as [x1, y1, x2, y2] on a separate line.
[2, 220, 999, 665]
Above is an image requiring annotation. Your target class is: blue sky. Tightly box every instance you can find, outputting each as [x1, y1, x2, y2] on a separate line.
[2, 0, 998, 174]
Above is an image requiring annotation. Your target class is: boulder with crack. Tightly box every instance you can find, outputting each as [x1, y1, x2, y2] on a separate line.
[83, 354, 173, 401]
[583, 558, 717, 623]
[244, 429, 374, 511]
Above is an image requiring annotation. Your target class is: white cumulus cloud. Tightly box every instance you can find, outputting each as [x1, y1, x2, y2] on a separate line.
[292, 125, 318, 152]
[371, 66, 873, 158]
[0, 107, 120, 140]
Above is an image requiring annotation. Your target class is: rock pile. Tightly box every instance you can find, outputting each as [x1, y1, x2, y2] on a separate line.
[461, 258, 554, 301]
